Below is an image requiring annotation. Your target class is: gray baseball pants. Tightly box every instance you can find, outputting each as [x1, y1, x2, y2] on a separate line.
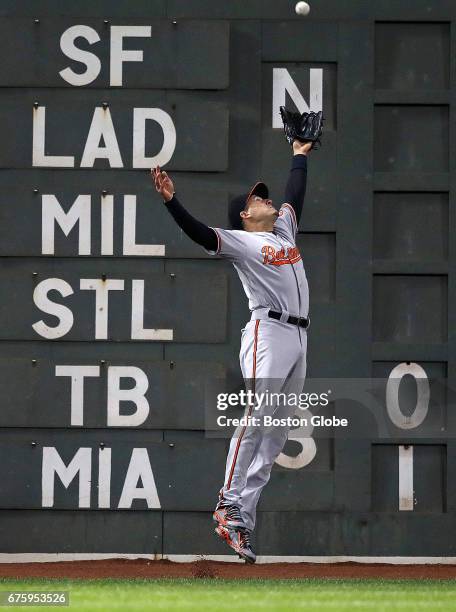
[219, 315, 308, 532]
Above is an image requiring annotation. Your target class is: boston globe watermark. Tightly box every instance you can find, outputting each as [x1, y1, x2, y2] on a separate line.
[215, 389, 348, 429]
[204, 368, 455, 440]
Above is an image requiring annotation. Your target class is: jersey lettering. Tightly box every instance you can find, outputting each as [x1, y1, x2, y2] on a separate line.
[261, 245, 301, 266]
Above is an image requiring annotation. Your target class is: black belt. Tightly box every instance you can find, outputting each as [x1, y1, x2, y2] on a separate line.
[268, 310, 310, 329]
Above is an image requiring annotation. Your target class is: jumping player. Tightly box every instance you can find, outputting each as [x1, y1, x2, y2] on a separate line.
[151, 138, 311, 563]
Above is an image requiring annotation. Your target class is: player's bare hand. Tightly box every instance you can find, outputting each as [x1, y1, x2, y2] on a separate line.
[292, 140, 313, 155]
[151, 165, 175, 202]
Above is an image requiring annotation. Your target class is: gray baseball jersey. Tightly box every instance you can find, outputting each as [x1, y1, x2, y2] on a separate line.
[206, 203, 309, 319]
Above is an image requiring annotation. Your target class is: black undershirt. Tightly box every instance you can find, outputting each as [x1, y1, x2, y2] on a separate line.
[164, 154, 308, 251]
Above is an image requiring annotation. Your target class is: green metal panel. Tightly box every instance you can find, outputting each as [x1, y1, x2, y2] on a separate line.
[0, 510, 162, 553]
[0, 357, 226, 429]
[374, 105, 449, 173]
[0, 89, 229, 171]
[372, 444, 446, 512]
[0, 170, 230, 258]
[0, 258, 227, 342]
[373, 193, 449, 262]
[375, 23, 450, 90]
[0, 18, 229, 89]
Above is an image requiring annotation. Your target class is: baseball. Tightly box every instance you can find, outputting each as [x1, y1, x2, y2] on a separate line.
[295, 1, 310, 15]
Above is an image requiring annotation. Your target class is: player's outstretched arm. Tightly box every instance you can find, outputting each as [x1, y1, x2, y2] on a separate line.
[283, 140, 311, 226]
[151, 166, 218, 252]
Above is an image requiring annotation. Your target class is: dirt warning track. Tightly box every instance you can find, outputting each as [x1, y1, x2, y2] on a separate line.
[0, 559, 455, 580]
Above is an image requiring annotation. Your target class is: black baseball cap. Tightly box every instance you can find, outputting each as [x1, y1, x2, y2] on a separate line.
[228, 181, 269, 230]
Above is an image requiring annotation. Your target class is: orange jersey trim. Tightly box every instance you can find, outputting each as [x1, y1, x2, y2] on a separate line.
[212, 228, 222, 254]
[281, 203, 298, 231]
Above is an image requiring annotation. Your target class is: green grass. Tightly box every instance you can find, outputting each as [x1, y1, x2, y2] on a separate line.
[0, 578, 455, 611]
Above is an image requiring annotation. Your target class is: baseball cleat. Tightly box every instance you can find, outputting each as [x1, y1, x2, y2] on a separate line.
[212, 502, 246, 530]
[215, 525, 256, 564]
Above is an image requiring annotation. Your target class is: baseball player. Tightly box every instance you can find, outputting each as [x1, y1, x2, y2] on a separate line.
[151, 138, 311, 563]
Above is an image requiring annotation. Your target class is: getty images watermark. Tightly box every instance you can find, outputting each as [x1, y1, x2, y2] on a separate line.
[215, 389, 348, 428]
[205, 371, 456, 440]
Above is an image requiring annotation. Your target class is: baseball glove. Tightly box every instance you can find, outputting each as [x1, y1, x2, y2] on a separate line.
[279, 106, 324, 149]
